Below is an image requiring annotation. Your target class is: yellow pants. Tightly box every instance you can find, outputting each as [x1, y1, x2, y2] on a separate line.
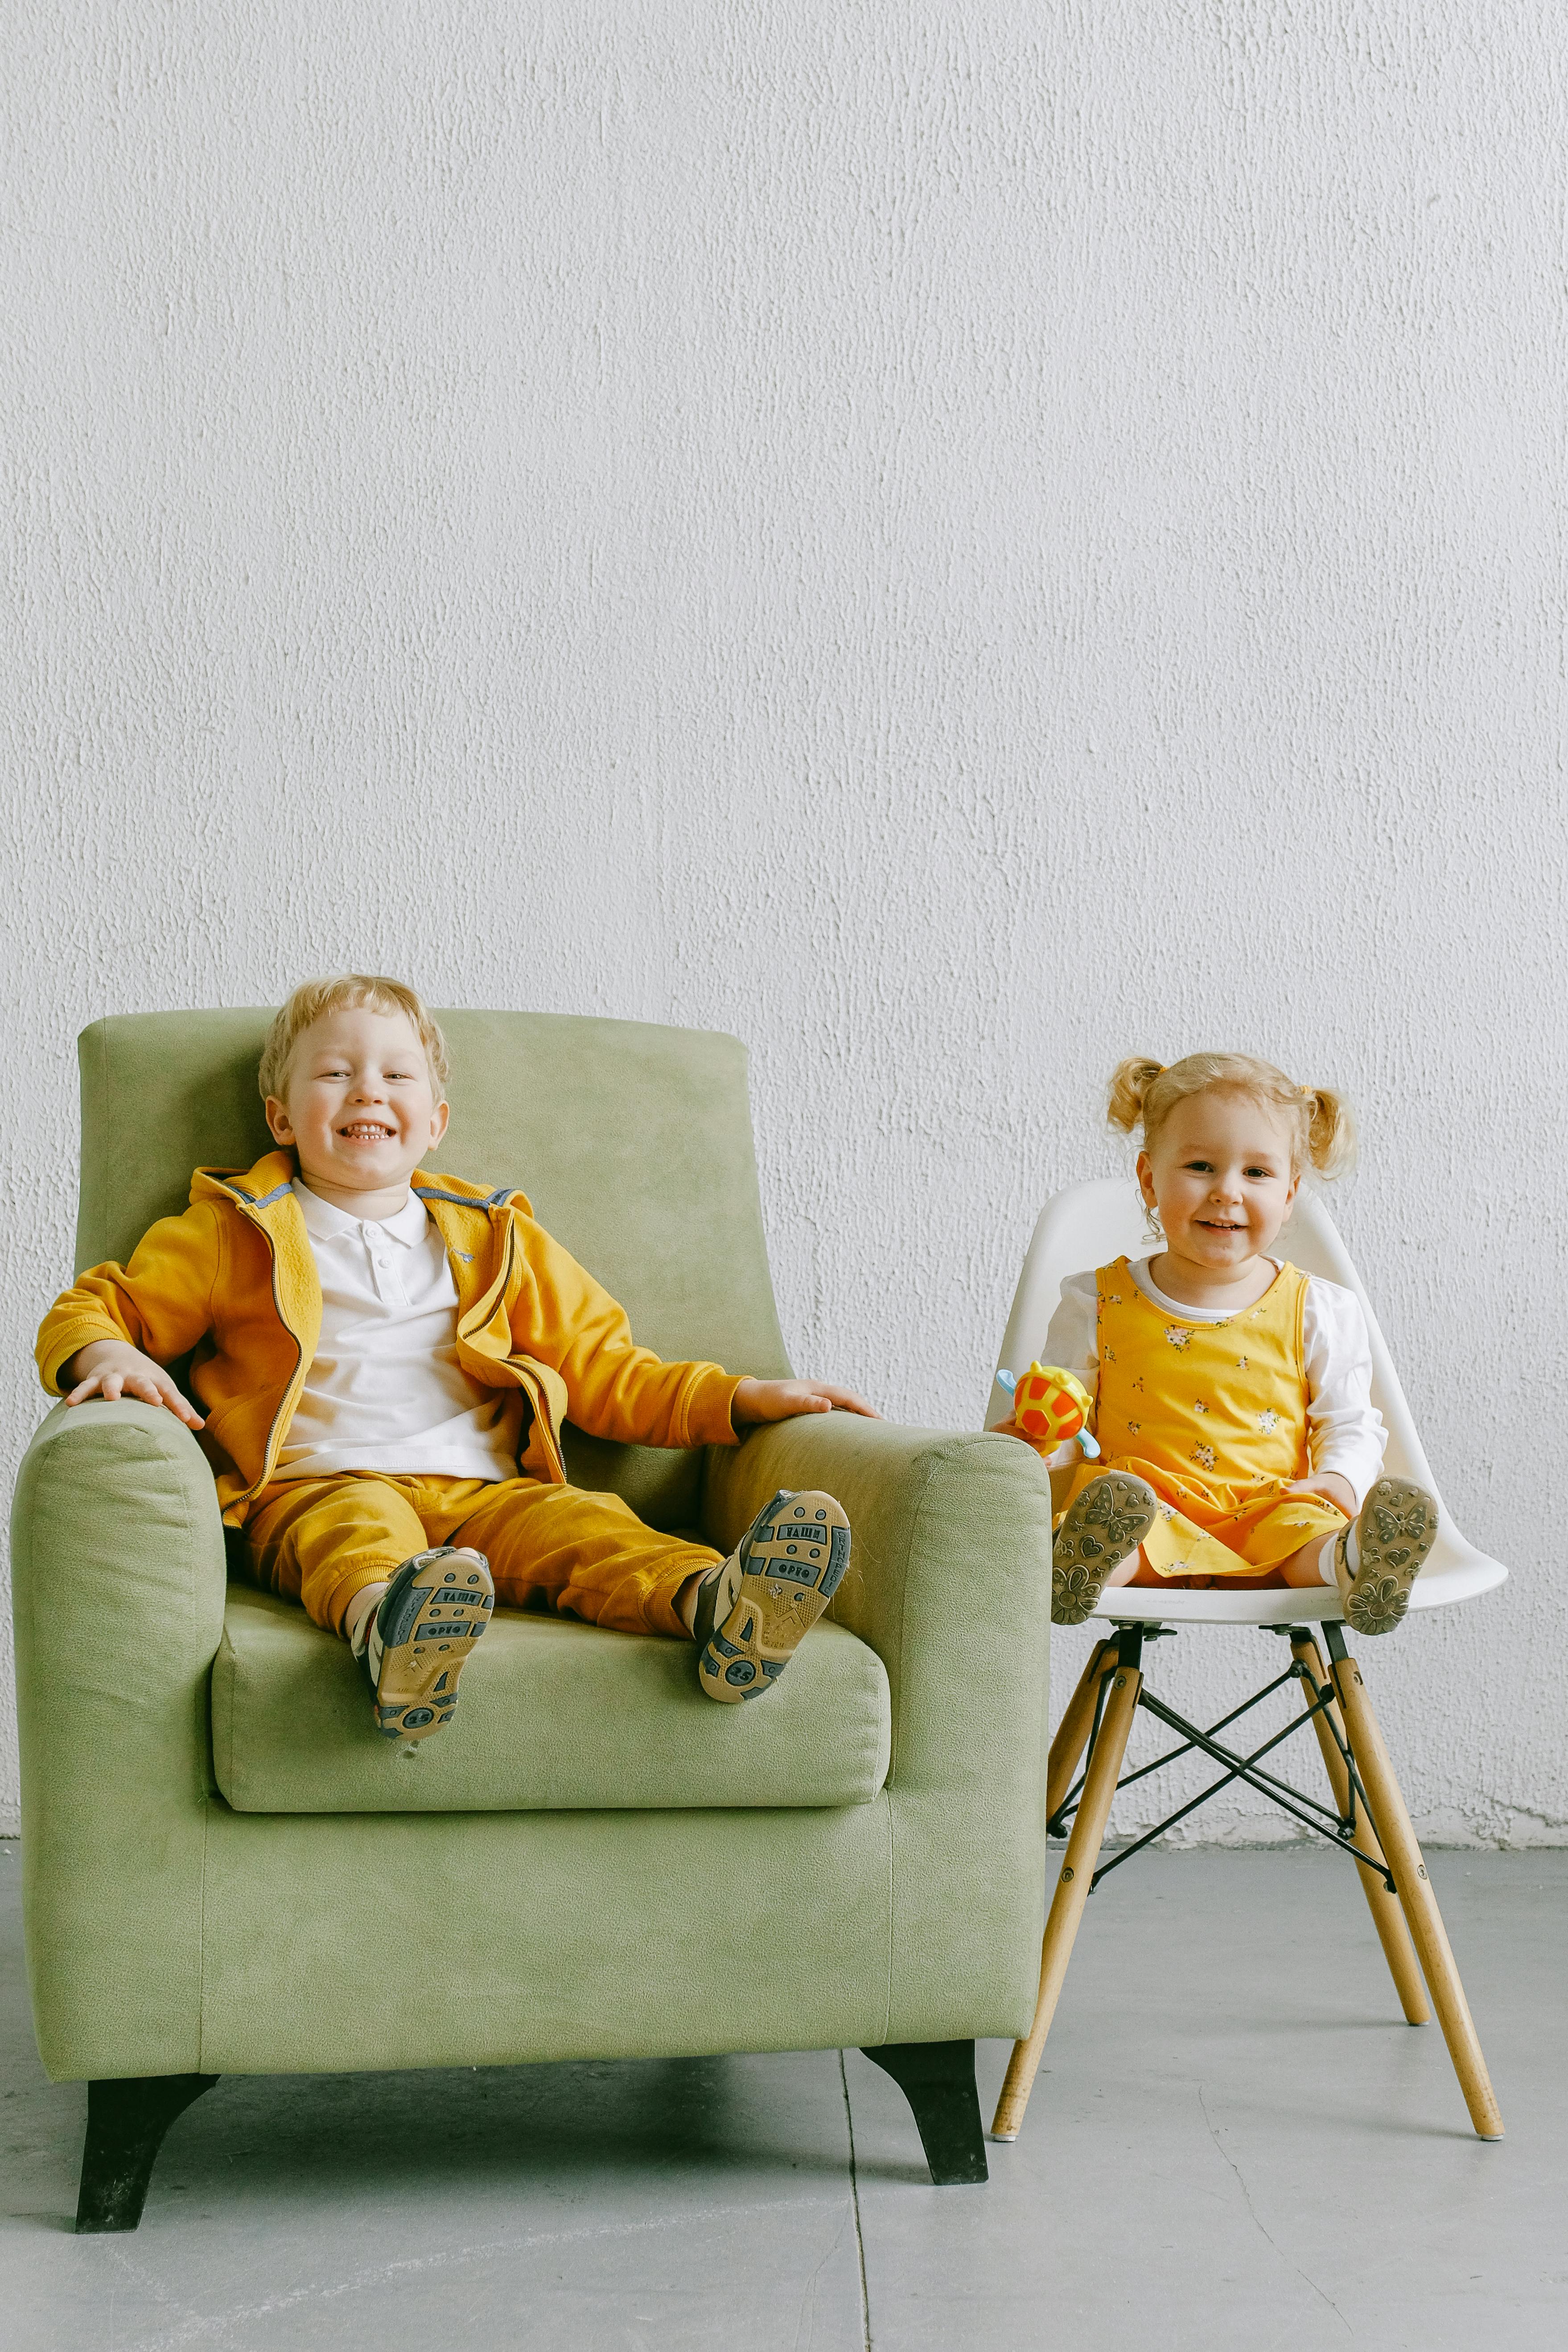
[240, 1472, 722, 1640]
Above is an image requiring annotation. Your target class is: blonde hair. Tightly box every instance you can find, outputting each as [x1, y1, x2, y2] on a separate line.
[259, 975, 450, 1104]
[1107, 1052, 1355, 1178]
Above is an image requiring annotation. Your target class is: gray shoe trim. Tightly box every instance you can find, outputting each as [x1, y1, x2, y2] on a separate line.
[371, 1547, 494, 1739]
[696, 1489, 848, 1701]
[689, 1488, 794, 1649]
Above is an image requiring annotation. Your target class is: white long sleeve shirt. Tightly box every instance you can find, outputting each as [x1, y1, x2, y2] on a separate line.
[1034, 1258, 1387, 1508]
[272, 1179, 523, 1482]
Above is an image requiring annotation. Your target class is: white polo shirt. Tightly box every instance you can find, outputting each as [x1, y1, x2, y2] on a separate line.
[272, 1179, 523, 1483]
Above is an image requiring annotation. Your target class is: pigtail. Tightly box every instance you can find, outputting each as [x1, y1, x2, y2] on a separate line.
[1303, 1087, 1356, 1179]
[1107, 1056, 1165, 1136]
[1105, 1050, 1357, 1178]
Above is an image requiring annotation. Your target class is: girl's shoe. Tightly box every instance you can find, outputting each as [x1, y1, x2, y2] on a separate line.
[1052, 1474, 1159, 1624]
[366, 1546, 494, 1740]
[693, 1489, 851, 1702]
[1338, 1478, 1438, 1636]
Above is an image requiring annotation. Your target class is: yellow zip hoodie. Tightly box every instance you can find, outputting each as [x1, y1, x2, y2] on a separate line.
[35, 1150, 745, 1524]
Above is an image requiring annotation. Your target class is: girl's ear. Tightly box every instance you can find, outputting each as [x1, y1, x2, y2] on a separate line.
[1136, 1148, 1157, 1207]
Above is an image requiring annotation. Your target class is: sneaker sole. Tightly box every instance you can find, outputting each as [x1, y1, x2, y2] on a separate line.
[1053, 1475, 1159, 1625]
[699, 1491, 850, 1703]
[1344, 1477, 1437, 1637]
[375, 1549, 495, 1740]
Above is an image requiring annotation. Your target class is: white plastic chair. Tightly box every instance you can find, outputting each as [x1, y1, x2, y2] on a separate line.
[987, 1178, 1507, 2145]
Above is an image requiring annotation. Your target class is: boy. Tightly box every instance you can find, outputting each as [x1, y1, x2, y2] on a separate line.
[37, 976, 874, 1740]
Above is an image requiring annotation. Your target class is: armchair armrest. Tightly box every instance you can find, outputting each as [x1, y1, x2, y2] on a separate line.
[9, 1401, 228, 2078]
[704, 1414, 1054, 1798]
[705, 1415, 1055, 2040]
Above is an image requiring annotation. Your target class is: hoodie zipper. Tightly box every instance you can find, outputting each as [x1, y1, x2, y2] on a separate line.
[238, 1205, 307, 1503]
[468, 1217, 566, 1485]
[442, 1205, 565, 1484]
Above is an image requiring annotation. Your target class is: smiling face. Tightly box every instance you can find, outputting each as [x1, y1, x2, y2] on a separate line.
[1138, 1087, 1300, 1281]
[264, 1005, 449, 1208]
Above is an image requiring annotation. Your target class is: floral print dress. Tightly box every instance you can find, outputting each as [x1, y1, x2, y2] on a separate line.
[1053, 1257, 1348, 1581]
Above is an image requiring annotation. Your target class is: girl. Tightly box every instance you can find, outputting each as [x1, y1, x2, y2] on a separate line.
[1015, 1053, 1438, 1638]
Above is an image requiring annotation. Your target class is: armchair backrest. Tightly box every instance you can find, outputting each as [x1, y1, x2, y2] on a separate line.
[75, 1008, 791, 1524]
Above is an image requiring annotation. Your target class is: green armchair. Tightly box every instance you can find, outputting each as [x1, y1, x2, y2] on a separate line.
[10, 1010, 1053, 2228]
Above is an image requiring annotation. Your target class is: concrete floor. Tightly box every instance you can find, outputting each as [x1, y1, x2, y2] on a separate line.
[2, 1839, 1564, 2350]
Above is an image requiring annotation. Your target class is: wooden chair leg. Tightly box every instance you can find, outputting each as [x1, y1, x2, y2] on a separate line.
[1326, 1628, 1503, 2141]
[992, 1635, 1143, 2142]
[1289, 1632, 1430, 2026]
[1046, 1638, 1117, 1825]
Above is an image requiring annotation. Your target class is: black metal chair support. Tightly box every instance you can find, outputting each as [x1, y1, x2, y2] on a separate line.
[1052, 1623, 1394, 1895]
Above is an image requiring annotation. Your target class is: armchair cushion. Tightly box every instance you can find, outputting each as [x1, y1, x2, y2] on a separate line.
[211, 1586, 891, 1813]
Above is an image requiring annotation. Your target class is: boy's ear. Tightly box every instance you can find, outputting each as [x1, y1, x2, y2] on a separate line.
[264, 1096, 295, 1146]
[428, 1100, 450, 1146]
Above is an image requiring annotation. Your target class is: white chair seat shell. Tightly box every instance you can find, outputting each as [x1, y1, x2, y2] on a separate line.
[987, 1177, 1506, 1627]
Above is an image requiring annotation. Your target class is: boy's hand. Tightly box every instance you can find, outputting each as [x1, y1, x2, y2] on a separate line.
[732, 1377, 880, 1426]
[64, 1340, 206, 1430]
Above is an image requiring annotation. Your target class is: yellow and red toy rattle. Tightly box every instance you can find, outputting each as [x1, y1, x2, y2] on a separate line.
[996, 1362, 1100, 1458]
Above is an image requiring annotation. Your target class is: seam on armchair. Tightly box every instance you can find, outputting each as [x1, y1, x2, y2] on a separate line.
[88, 1017, 109, 1267]
[882, 1438, 969, 1791]
[166, 1425, 215, 1808]
[880, 1443, 940, 2039]
[177, 1434, 215, 2078]
[212, 1631, 234, 1799]
[152, 1413, 219, 2078]
[197, 1800, 212, 2075]
[881, 1790, 895, 2043]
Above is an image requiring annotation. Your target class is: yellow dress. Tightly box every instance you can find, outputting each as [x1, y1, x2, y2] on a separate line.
[1056, 1257, 1348, 1582]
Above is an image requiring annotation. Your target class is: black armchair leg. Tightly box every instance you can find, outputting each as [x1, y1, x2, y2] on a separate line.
[75, 2073, 220, 2232]
[860, 2039, 988, 2184]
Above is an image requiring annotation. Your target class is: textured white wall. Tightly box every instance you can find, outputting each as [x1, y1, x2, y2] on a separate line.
[4, 3, 1565, 1841]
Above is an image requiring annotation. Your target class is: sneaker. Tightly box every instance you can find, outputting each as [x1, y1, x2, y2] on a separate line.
[693, 1489, 851, 1703]
[1338, 1478, 1437, 1636]
[1052, 1473, 1159, 1624]
[366, 1546, 494, 1740]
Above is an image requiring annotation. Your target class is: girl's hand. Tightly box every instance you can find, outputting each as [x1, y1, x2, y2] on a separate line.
[732, 1377, 880, 1426]
[1285, 1472, 1356, 1519]
[64, 1340, 206, 1430]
